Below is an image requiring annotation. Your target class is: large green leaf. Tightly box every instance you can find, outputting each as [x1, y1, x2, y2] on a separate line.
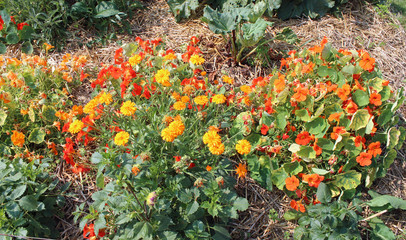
[248, 1, 267, 23]
[368, 217, 396, 240]
[202, 6, 237, 35]
[6, 32, 19, 44]
[274, 27, 299, 44]
[240, 18, 273, 47]
[297, 146, 316, 160]
[316, 182, 331, 204]
[0, 42, 6, 54]
[0, 109, 7, 126]
[42, 105, 56, 122]
[383, 149, 397, 169]
[352, 90, 369, 107]
[277, 0, 335, 20]
[387, 127, 400, 149]
[18, 25, 34, 40]
[304, 117, 328, 136]
[168, 0, 199, 22]
[283, 161, 303, 175]
[333, 170, 361, 190]
[21, 41, 33, 54]
[367, 191, 406, 211]
[295, 109, 311, 122]
[18, 195, 40, 211]
[94, 1, 121, 18]
[271, 167, 288, 190]
[349, 109, 370, 131]
[28, 128, 46, 144]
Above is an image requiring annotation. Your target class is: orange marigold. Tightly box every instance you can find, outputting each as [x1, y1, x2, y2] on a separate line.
[274, 73, 286, 93]
[212, 94, 226, 104]
[235, 163, 247, 179]
[222, 75, 234, 84]
[285, 176, 300, 191]
[155, 69, 171, 87]
[189, 54, 205, 65]
[173, 101, 186, 111]
[11, 130, 25, 147]
[120, 101, 137, 116]
[209, 143, 225, 155]
[194, 95, 208, 105]
[114, 131, 130, 146]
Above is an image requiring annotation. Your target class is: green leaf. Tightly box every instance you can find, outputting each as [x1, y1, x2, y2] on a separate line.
[19, 26, 34, 40]
[161, 231, 178, 240]
[21, 41, 33, 54]
[380, 86, 391, 102]
[0, 109, 7, 126]
[284, 210, 301, 220]
[377, 109, 392, 126]
[202, 7, 236, 35]
[316, 182, 331, 204]
[367, 193, 406, 211]
[28, 106, 35, 122]
[275, 27, 299, 44]
[295, 109, 311, 122]
[133, 222, 153, 239]
[91, 152, 104, 164]
[19, 195, 40, 211]
[94, 215, 106, 236]
[6, 33, 19, 44]
[233, 197, 248, 211]
[305, 117, 328, 136]
[383, 149, 397, 169]
[275, 110, 288, 129]
[369, 77, 384, 92]
[186, 201, 199, 215]
[122, 43, 139, 57]
[212, 225, 231, 240]
[168, 0, 199, 22]
[316, 138, 334, 151]
[297, 146, 316, 160]
[271, 167, 289, 190]
[368, 217, 396, 240]
[312, 168, 330, 175]
[0, 42, 6, 54]
[96, 172, 104, 188]
[397, 127, 405, 150]
[349, 109, 370, 131]
[283, 161, 303, 175]
[94, 1, 121, 18]
[28, 128, 46, 144]
[42, 105, 56, 122]
[387, 127, 400, 149]
[240, 18, 273, 47]
[333, 170, 361, 190]
[248, 1, 267, 23]
[9, 185, 26, 200]
[352, 90, 369, 107]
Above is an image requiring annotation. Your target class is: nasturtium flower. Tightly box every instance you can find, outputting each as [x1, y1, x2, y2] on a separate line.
[155, 69, 171, 87]
[274, 74, 286, 93]
[359, 52, 375, 72]
[11, 130, 25, 147]
[69, 120, 84, 134]
[235, 163, 247, 179]
[173, 101, 186, 110]
[114, 131, 130, 146]
[302, 174, 324, 188]
[222, 75, 234, 84]
[285, 176, 300, 191]
[260, 124, 269, 135]
[330, 127, 346, 140]
[367, 142, 382, 157]
[369, 92, 382, 106]
[194, 95, 208, 105]
[290, 200, 306, 213]
[356, 152, 372, 166]
[120, 101, 137, 116]
[345, 100, 358, 114]
[212, 94, 226, 104]
[235, 139, 251, 155]
[292, 86, 309, 102]
[189, 54, 205, 65]
[295, 131, 312, 145]
[328, 112, 343, 123]
[336, 84, 351, 101]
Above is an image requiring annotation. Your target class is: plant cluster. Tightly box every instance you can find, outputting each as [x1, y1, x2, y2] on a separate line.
[0, 10, 34, 54]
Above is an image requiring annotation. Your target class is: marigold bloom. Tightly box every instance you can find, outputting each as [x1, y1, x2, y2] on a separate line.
[331, 126, 346, 140]
[173, 101, 186, 110]
[11, 130, 25, 147]
[235, 163, 247, 179]
[132, 165, 140, 176]
[222, 75, 234, 84]
[211, 94, 225, 104]
[240, 85, 252, 94]
[168, 120, 185, 136]
[120, 101, 137, 116]
[98, 92, 112, 105]
[302, 174, 324, 188]
[356, 152, 372, 166]
[295, 131, 312, 145]
[161, 127, 176, 142]
[369, 92, 382, 106]
[367, 142, 382, 157]
[129, 54, 143, 66]
[189, 54, 205, 65]
[164, 52, 176, 61]
[292, 86, 309, 102]
[114, 131, 130, 146]
[181, 96, 190, 103]
[336, 84, 351, 101]
[69, 120, 84, 134]
[155, 69, 171, 87]
[84, 98, 99, 115]
[236, 139, 251, 155]
[203, 130, 221, 147]
[285, 176, 300, 191]
[206, 165, 212, 171]
[209, 143, 225, 155]
[194, 95, 208, 105]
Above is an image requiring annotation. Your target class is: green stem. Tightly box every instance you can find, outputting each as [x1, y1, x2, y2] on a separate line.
[126, 180, 149, 221]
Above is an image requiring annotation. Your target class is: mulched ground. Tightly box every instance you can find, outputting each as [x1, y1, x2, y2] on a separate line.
[6, 0, 404, 239]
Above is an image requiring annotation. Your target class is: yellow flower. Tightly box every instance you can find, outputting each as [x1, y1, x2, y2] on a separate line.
[114, 131, 130, 146]
[242, 96, 251, 106]
[69, 120, 84, 134]
[121, 101, 137, 116]
[98, 92, 112, 105]
[11, 130, 25, 147]
[155, 69, 171, 87]
[189, 54, 205, 65]
[172, 92, 181, 101]
[203, 130, 221, 147]
[129, 54, 143, 66]
[173, 101, 186, 111]
[181, 96, 190, 103]
[212, 94, 226, 104]
[240, 85, 252, 94]
[236, 139, 251, 155]
[183, 85, 195, 95]
[84, 98, 99, 115]
[222, 75, 234, 84]
[194, 95, 208, 105]
[209, 143, 225, 155]
[169, 120, 185, 136]
[161, 127, 176, 142]
[164, 53, 176, 61]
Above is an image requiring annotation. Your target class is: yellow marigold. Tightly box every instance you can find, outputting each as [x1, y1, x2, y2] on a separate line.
[114, 131, 130, 146]
[236, 139, 251, 155]
[121, 101, 137, 116]
[212, 94, 226, 104]
[155, 69, 171, 87]
[11, 130, 25, 147]
[183, 85, 195, 95]
[161, 127, 176, 142]
[168, 120, 185, 136]
[222, 75, 234, 84]
[240, 85, 252, 94]
[242, 96, 251, 106]
[203, 130, 221, 147]
[189, 54, 205, 65]
[129, 54, 143, 66]
[20, 108, 29, 115]
[98, 92, 112, 105]
[69, 120, 84, 134]
[172, 92, 181, 101]
[173, 101, 186, 111]
[84, 98, 99, 115]
[164, 53, 176, 61]
[181, 96, 190, 103]
[209, 143, 225, 155]
[194, 95, 208, 105]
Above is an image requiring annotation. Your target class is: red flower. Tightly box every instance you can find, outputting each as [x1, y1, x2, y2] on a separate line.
[83, 223, 106, 240]
[295, 131, 312, 145]
[367, 142, 382, 157]
[290, 200, 306, 212]
[17, 22, 29, 30]
[260, 124, 269, 135]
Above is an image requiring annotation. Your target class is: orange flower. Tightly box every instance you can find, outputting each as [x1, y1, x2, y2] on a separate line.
[313, 144, 322, 155]
[295, 131, 312, 145]
[235, 163, 247, 179]
[359, 52, 375, 72]
[369, 92, 382, 106]
[345, 100, 358, 114]
[206, 165, 212, 171]
[328, 112, 343, 123]
[285, 176, 300, 191]
[331, 126, 346, 140]
[302, 174, 324, 188]
[292, 86, 309, 102]
[301, 62, 315, 74]
[290, 200, 306, 212]
[356, 152, 372, 166]
[354, 136, 366, 148]
[367, 142, 382, 157]
[11, 130, 25, 147]
[336, 84, 351, 101]
[132, 165, 140, 176]
[260, 124, 269, 135]
[274, 73, 286, 93]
